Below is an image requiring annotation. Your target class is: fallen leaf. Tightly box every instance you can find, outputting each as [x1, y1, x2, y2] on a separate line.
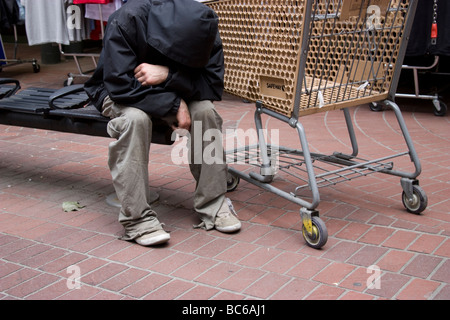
[62, 201, 85, 212]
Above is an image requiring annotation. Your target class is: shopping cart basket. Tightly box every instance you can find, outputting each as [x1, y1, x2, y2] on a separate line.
[206, 0, 425, 249]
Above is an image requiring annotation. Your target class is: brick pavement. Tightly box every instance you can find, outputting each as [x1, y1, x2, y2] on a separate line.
[0, 42, 449, 301]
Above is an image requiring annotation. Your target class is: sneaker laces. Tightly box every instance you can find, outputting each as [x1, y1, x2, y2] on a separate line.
[193, 198, 238, 230]
[225, 198, 238, 217]
[216, 197, 238, 219]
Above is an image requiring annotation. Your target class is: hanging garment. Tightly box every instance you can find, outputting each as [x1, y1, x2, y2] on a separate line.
[16, 0, 25, 23]
[0, 0, 20, 31]
[73, 0, 111, 3]
[88, 19, 107, 40]
[21, 0, 70, 45]
[406, 0, 450, 56]
[66, 1, 89, 42]
[84, 0, 122, 22]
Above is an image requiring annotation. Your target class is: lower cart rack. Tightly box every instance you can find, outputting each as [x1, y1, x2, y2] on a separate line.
[227, 145, 398, 194]
[225, 102, 427, 249]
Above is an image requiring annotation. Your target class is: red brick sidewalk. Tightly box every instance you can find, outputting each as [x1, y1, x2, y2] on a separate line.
[0, 43, 449, 301]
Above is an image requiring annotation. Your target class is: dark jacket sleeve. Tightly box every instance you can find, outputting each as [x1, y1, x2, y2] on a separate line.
[165, 33, 224, 102]
[103, 17, 181, 118]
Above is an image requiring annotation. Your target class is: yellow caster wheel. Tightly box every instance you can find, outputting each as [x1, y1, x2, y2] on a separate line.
[302, 216, 328, 249]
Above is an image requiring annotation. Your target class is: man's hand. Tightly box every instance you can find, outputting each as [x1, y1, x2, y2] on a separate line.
[174, 99, 191, 133]
[134, 64, 189, 132]
[134, 63, 169, 86]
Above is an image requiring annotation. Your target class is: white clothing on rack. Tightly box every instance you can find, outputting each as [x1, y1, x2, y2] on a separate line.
[21, 0, 70, 45]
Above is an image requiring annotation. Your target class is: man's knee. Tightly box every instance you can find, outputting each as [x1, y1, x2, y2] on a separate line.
[108, 107, 152, 139]
[123, 107, 152, 127]
[189, 101, 222, 129]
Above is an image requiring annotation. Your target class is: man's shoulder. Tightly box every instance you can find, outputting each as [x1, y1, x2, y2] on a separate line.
[113, 0, 150, 21]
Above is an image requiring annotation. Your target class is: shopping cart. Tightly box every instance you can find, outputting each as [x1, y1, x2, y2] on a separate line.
[206, 0, 425, 249]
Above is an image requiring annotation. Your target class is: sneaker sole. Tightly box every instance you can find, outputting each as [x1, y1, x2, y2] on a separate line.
[215, 223, 241, 233]
[135, 233, 170, 246]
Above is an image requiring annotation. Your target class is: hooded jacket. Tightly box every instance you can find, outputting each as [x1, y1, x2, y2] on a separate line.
[84, 0, 224, 118]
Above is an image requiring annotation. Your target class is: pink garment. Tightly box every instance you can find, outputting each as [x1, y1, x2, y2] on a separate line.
[73, 0, 112, 4]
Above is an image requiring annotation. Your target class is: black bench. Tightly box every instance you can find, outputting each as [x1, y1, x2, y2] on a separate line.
[0, 78, 173, 145]
[0, 78, 21, 99]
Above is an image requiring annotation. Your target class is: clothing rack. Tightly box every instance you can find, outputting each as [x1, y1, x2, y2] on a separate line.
[1, 25, 40, 73]
[58, 3, 105, 86]
[59, 1, 112, 86]
[0, 0, 40, 73]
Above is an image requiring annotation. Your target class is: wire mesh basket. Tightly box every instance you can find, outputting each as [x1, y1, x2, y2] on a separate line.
[208, 0, 412, 118]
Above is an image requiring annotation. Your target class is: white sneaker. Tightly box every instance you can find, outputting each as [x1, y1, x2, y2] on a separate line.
[135, 229, 170, 246]
[214, 198, 241, 233]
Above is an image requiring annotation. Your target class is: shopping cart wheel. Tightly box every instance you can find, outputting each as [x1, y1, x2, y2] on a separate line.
[64, 75, 74, 87]
[32, 62, 40, 73]
[226, 173, 240, 192]
[302, 216, 328, 249]
[433, 100, 447, 117]
[369, 102, 383, 112]
[402, 185, 427, 214]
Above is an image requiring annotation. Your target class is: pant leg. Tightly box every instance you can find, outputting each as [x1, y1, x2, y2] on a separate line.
[102, 96, 163, 241]
[187, 100, 228, 230]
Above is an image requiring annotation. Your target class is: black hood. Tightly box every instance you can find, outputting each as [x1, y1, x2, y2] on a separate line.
[146, 0, 219, 68]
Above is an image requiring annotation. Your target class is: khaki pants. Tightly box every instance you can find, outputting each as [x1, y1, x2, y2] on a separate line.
[102, 96, 227, 240]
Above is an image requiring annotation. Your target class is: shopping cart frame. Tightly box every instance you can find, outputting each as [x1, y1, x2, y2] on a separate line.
[208, 0, 425, 249]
